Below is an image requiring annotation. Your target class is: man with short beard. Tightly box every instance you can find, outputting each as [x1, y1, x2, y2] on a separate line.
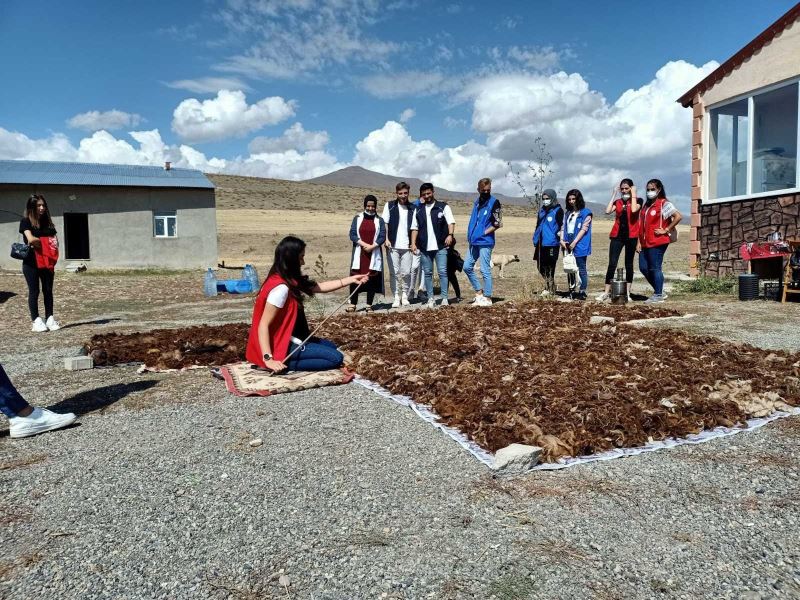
[410, 182, 456, 308]
[464, 177, 502, 306]
[381, 181, 416, 307]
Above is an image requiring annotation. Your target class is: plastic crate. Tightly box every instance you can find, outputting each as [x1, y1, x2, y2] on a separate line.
[763, 281, 781, 301]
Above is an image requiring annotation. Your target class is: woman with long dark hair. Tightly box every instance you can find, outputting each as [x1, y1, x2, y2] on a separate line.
[559, 189, 592, 300]
[638, 179, 682, 303]
[19, 194, 60, 332]
[246, 236, 368, 373]
[346, 195, 386, 312]
[597, 178, 641, 302]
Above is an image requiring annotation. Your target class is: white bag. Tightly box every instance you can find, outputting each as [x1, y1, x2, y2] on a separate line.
[563, 251, 581, 290]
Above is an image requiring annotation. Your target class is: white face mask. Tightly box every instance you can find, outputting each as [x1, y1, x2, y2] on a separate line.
[646, 190, 658, 200]
[622, 193, 631, 201]
[542, 198, 552, 206]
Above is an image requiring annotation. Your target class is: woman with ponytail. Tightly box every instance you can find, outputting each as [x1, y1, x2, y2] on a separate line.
[637, 179, 682, 303]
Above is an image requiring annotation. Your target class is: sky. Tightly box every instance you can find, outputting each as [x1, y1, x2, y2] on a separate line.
[1, 0, 797, 210]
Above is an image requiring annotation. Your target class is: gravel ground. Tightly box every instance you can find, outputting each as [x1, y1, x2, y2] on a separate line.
[2, 367, 799, 599]
[2, 270, 800, 599]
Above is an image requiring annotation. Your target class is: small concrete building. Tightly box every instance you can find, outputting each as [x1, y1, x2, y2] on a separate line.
[0, 160, 217, 270]
[677, 4, 800, 277]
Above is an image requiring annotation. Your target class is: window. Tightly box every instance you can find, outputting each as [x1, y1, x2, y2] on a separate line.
[707, 80, 800, 201]
[153, 211, 177, 238]
[753, 84, 797, 193]
[709, 99, 749, 199]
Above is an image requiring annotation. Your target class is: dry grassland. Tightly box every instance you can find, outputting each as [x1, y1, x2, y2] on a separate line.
[210, 173, 690, 298]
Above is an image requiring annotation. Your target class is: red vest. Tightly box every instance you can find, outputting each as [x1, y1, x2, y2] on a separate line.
[246, 273, 298, 366]
[639, 199, 672, 249]
[35, 235, 59, 270]
[609, 199, 641, 239]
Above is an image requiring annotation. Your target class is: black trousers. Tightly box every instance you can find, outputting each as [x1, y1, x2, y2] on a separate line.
[537, 245, 559, 291]
[447, 268, 461, 297]
[349, 283, 375, 306]
[22, 263, 54, 321]
[605, 237, 638, 284]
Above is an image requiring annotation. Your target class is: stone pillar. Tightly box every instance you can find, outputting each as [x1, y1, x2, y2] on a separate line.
[689, 93, 704, 277]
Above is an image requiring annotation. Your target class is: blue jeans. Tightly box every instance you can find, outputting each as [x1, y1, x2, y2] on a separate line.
[0, 363, 30, 418]
[419, 248, 449, 300]
[463, 245, 493, 297]
[639, 244, 668, 296]
[286, 338, 343, 372]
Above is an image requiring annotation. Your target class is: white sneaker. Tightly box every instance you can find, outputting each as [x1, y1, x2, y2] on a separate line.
[31, 317, 47, 333]
[595, 292, 610, 302]
[470, 294, 482, 304]
[391, 295, 401, 308]
[478, 295, 493, 306]
[440, 298, 449, 306]
[426, 299, 435, 309]
[45, 316, 61, 331]
[400, 293, 410, 306]
[9, 408, 77, 439]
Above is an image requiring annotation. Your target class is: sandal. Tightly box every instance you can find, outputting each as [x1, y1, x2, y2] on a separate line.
[345, 304, 357, 313]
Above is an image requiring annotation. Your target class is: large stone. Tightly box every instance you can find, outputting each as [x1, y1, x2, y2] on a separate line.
[494, 444, 542, 472]
[589, 315, 615, 325]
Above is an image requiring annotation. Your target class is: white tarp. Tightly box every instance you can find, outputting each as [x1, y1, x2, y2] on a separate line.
[354, 376, 800, 471]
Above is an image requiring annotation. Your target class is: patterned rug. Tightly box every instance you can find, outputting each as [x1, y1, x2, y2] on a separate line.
[215, 362, 355, 397]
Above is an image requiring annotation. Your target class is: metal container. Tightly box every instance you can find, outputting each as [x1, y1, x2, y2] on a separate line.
[611, 280, 628, 304]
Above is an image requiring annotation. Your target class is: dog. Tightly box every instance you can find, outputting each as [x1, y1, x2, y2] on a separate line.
[490, 254, 520, 278]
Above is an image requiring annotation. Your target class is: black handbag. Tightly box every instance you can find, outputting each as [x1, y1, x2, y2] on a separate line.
[10, 241, 30, 260]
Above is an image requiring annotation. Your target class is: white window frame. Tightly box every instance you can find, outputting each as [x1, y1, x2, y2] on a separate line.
[153, 211, 178, 238]
[703, 77, 800, 205]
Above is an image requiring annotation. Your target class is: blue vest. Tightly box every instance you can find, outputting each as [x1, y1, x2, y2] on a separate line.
[533, 205, 562, 247]
[386, 200, 414, 246]
[415, 201, 450, 251]
[467, 196, 498, 247]
[563, 208, 592, 257]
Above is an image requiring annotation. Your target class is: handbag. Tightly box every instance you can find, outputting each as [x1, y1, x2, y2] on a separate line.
[562, 251, 578, 273]
[10, 242, 30, 261]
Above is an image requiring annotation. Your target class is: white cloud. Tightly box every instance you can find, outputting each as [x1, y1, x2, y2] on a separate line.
[443, 116, 467, 129]
[248, 122, 330, 153]
[165, 77, 252, 94]
[67, 110, 144, 132]
[361, 71, 451, 99]
[171, 90, 296, 143]
[215, 0, 398, 80]
[0, 126, 340, 182]
[506, 46, 564, 71]
[353, 121, 508, 192]
[398, 108, 415, 123]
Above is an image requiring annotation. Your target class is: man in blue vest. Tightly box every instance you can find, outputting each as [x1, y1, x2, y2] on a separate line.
[464, 178, 502, 306]
[381, 181, 415, 307]
[410, 183, 456, 308]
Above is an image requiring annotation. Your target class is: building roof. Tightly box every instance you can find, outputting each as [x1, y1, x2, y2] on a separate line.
[677, 3, 800, 107]
[0, 160, 215, 189]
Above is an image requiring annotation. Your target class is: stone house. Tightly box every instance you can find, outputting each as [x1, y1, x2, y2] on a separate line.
[677, 4, 800, 277]
[0, 160, 217, 270]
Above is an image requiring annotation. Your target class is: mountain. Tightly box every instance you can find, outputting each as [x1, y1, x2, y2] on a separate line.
[305, 165, 608, 215]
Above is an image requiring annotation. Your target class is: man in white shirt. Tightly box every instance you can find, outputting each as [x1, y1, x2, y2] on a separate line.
[410, 183, 456, 308]
[381, 182, 416, 307]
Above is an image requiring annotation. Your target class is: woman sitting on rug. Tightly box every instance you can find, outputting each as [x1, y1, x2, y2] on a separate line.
[246, 236, 368, 374]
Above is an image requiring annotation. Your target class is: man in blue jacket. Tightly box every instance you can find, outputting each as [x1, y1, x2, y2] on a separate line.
[464, 178, 502, 306]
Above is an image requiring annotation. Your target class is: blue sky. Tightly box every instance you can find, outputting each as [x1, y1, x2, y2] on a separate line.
[1, 0, 797, 208]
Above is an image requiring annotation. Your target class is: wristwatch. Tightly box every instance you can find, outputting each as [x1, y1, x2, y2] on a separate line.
[263, 353, 273, 362]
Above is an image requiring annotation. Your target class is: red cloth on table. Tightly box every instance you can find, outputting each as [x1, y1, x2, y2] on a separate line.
[35, 235, 59, 271]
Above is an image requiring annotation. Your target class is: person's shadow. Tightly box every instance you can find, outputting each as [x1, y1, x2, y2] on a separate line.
[0, 291, 16, 304]
[61, 318, 122, 330]
[45, 379, 159, 416]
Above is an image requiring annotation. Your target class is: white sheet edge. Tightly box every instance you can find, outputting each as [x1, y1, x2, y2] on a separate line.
[353, 376, 800, 471]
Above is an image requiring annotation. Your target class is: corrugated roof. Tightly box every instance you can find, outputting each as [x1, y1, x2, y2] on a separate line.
[0, 160, 215, 189]
[677, 3, 800, 107]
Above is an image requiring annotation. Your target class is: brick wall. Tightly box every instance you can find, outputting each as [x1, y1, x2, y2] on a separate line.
[689, 94, 704, 276]
[698, 193, 800, 276]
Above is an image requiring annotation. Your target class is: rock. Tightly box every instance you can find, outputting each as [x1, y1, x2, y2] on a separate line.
[589, 315, 615, 325]
[64, 356, 93, 371]
[249, 438, 263, 447]
[493, 444, 542, 472]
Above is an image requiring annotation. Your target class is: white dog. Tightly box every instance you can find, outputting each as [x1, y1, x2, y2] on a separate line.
[490, 254, 520, 278]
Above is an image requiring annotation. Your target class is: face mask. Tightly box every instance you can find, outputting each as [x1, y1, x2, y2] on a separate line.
[646, 191, 657, 200]
[542, 198, 552, 206]
[622, 193, 631, 201]
[480, 191, 491, 200]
